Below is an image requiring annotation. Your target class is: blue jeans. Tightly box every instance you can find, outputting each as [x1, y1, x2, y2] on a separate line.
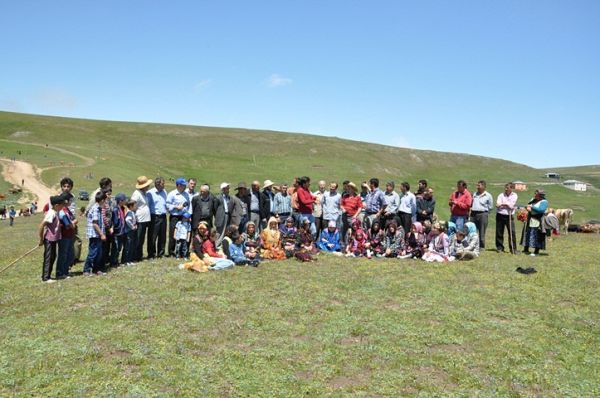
[450, 215, 467, 234]
[111, 234, 126, 265]
[123, 230, 137, 263]
[57, 237, 74, 277]
[175, 239, 188, 258]
[84, 238, 103, 273]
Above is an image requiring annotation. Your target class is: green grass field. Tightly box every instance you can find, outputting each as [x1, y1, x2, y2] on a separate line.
[1, 215, 599, 397]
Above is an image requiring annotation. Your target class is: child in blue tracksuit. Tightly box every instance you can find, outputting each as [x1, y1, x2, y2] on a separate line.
[228, 232, 259, 267]
[123, 200, 138, 265]
[174, 212, 192, 259]
[110, 193, 127, 266]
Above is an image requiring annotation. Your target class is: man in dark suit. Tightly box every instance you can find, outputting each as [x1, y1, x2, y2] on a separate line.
[214, 182, 235, 236]
[191, 184, 215, 231]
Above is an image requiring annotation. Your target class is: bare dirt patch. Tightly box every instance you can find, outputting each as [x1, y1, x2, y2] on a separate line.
[414, 366, 457, 389]
[295, 370, 314, 380]
[329, 372, 370, 389]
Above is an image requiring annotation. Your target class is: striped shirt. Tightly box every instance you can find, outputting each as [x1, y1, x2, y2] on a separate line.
[273, 192, 292, 215]
[86, 203, 105, 238]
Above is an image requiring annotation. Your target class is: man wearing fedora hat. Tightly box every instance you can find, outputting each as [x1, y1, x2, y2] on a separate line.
[261, 179, 276, 228]
[235, 182, 251, 232]
[131, 176, 152, 261]
[167, 178, 191, 257]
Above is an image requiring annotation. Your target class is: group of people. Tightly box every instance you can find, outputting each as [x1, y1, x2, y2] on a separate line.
[36, 174, 552, 281]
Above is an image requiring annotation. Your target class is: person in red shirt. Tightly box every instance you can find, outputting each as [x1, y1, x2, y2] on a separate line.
[341, 182, 364, 245]
[296, 176, 317, 236]
[448, 180, 472, 233]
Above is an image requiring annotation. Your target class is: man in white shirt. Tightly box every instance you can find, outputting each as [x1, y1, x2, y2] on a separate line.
[382, 181, 400, 229]
[167, 178, 191, 257]
[131, 176, 152, 261]
[495, 182, 518, 254]
[398, 182, 417, 234]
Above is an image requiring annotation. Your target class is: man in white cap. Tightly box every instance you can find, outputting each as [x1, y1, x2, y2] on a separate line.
[167, 178, 190, 257]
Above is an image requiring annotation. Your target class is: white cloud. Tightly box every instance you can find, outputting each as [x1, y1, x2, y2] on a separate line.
[35, 88, 78, 110]
[267, 74, 292, 88]
[394, 136, 411, 148]
[194, 79, 212, 92]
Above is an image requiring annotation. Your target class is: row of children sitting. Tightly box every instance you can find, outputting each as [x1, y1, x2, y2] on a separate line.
[177, 214, 480, 273]
[341, 218, 480, 262]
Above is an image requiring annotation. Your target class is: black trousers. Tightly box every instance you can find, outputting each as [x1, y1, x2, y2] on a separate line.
[42, 239, 58, 281]
[398, 212, 413, 235]
[136, 221, 150, 261]
[169, 215, 183, 256]
[148, 214, 167, 258]
[496, 213, 517, 253]
[470, 211, 489, 249]
[314, 216, 324, 240]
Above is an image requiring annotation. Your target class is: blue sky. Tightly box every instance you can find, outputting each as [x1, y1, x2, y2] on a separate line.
[1, 1, 598, 168]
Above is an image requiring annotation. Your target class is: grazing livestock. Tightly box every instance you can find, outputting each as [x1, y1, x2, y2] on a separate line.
[553, 208, 574, 235]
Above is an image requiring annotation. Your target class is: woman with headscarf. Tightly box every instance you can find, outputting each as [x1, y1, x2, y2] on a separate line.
[295, 218, 319, 262]
[422, 222, 450, 262]
[520, 189, 549, 256]
[400, 221, 426, 259]
[179, 222, 210, 272]
[317, 220, 342, 254]
[345, 218, 367, 257]
[260, 217, 286, 260]
[280, 216, 298, 258]
[449, 223, 480, 261]
[383, 220, 404, 258]
[366, 220, 385, 258]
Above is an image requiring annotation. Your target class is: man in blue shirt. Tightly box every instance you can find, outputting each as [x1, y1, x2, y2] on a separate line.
[166, 178, 190, 257]
[398, 182, 417, 234]
[363, 178, 387, 229]
[147, 177, 168, 258]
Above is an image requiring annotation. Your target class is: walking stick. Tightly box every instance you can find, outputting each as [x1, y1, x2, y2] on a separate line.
[0, 245, 40, 275]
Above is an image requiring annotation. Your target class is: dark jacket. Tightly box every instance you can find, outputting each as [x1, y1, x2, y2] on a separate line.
[191, 194, 215, 230]
[214, 193, 235, 232]
[261, 188, 273, 219]
[250, 190, 269, 220]
[236, 193, 251, 217]
[416, 196, 436, 222]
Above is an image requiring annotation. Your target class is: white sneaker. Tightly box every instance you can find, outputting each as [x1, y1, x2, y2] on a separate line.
[530, 253, 536, 257]
[43, 279, 56, 284]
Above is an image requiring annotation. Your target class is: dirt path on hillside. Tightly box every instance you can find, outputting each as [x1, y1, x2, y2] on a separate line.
[0, 139, 95, 168]
[0, 139, 97, 204]
[0, 159, 56, 203]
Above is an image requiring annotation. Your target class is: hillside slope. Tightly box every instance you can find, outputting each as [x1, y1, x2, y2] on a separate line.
[1, 111, 598, 221]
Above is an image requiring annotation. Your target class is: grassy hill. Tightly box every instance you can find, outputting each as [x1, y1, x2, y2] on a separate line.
[1, 111, 598, 221]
